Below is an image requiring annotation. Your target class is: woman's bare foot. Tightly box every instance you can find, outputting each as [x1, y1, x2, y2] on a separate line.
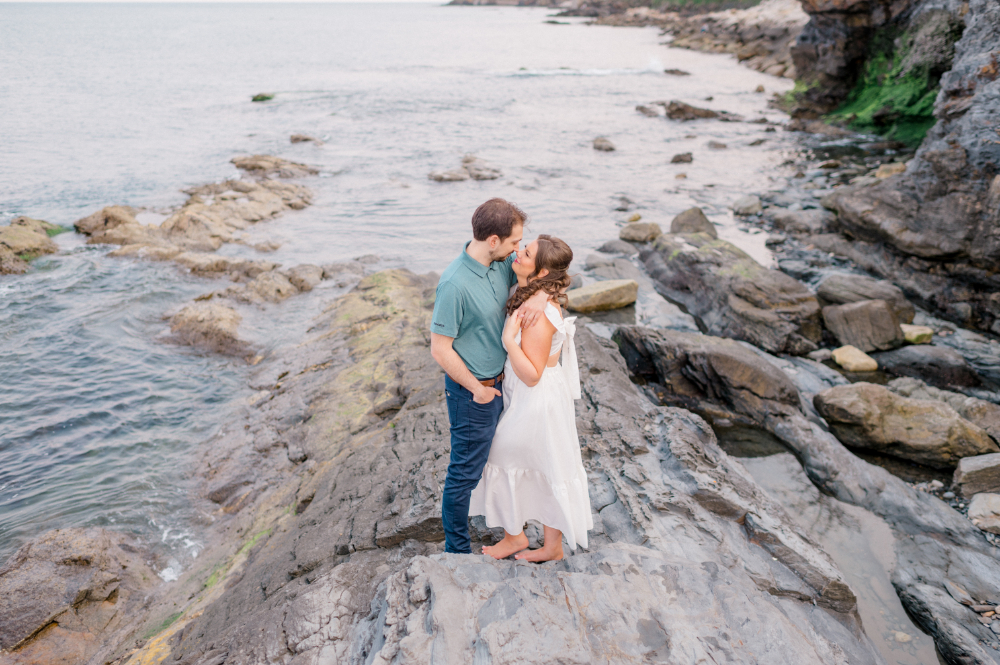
[514, 543, 563, 562]
[482, 531, 529, 560]
[514, 525, 564, 562]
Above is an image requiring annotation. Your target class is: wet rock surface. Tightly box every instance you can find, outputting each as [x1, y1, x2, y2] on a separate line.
[873, 344, 984, 391]
[614, 324, 1000, 663]
[0, 217, 61, 262]
[642, 232, 821, 355]
[168, 303, 249, 357]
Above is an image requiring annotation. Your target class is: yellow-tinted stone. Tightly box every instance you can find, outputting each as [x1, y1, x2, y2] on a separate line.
[832, 345, 878, 372]
[900, 324, 934, 344]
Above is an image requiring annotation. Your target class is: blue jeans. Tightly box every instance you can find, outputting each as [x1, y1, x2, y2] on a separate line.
[442, 374, 504, 554]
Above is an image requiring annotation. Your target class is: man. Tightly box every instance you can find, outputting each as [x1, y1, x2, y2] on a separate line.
[430, 198, 549, 554]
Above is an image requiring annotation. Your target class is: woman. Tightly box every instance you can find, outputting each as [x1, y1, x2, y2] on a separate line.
[469, 234, 592, 562]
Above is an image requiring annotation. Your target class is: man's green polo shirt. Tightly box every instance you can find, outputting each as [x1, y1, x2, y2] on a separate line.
[431, 244, 517, 380]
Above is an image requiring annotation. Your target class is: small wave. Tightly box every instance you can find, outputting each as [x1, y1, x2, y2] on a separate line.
[505, 61, 665, 78]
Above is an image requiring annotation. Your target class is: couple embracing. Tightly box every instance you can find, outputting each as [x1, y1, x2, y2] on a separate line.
[430, 198, 592, 562]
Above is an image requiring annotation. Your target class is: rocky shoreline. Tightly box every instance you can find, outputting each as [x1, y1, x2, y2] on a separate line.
[3, 2, 1000, 664]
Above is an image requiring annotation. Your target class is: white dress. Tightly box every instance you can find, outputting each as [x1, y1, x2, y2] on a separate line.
[469, 302, 593, 550]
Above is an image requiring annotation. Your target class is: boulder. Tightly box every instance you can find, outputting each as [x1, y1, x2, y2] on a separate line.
[815, 273, 915, 324]
[901, 324, 934, 344]
[663, 68, 690, 76]
[284, 264, 324, 292]
[231, 155, 318, 178]
[875, 162, 907, 178]
[0, 217, 60, 258]
[461, 155, 502, 180]
[708, 140, 728, 149]
[74, 206, 164, 248]
[887, 377, 1000, 443]
[593, 137, 615, 151]
[732, 195, 763, 215]
[229, 271, 300, 304]
[169, 302, 248, 355]
[290, 134, 321, 144]
[635, 104, 660, 117]
[968, 493, 1000, 534]
[641, 233, 821, 354]
[174, 253, 277, 279]
[670, 152, 693, 163]
[954, 453, 1000, 498]
[614, 327, 801, 423]
[821, 300, 904, 352]
[670, 207, 717, 237]
[108, 244, 183, 261]
[771, 208, 835, 235]
[618, 222, 661, 243]
[664, 100, 742, 122]
[428, 169, 469, 182]
[565, 279, 638, 312]
[0, 528, 158, 660]
[873, 345, 982, 390]
[813, 382, 999, 468]
[0, 246, 29, 274]
[597, 239, 638, 256]
[831, 345, 878, 371]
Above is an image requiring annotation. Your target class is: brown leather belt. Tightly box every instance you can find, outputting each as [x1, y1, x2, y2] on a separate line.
[478, 373, 504, 388]
[450, 372, 504, 388]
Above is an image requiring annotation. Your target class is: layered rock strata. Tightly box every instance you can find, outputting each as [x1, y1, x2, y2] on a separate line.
[7, 269, 892, 665]
[614, 325, 1000, 662]
[641, 231, 822, 355]
[0, 529, 159, 665]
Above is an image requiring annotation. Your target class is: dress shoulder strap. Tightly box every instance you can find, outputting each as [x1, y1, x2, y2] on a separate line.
[544, 303, 565, 331]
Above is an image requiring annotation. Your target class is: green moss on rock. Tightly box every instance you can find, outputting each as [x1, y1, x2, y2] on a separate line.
[828, 11, 964, 146]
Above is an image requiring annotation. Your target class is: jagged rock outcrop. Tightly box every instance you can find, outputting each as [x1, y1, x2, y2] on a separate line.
[75, 178, 312, 257]
[641, 232, 822, 354]
[230, 155, 318, 179]
[90, 270, 889, 665]
[615, 325, 1000, 662]
[794, 0, 1000, 336]
[168, 302, 249, 356]
[0, 529, 158, 664]
[0, 217, 61, 263]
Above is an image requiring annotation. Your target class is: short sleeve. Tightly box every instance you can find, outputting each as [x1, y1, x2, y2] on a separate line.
[431, 280, 463, 338]
[501, 254, 517, 288]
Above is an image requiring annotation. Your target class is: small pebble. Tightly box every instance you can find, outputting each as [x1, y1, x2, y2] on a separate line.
[895, 631, 912, 643]
[943, 491, 955, 499]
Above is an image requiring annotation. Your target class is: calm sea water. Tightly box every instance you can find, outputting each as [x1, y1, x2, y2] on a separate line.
[0, 3, 795, 570]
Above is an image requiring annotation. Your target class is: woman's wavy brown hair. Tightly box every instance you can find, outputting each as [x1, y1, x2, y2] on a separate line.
[506, 235, 574, 314]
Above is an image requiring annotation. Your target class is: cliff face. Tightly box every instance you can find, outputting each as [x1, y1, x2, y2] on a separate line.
[812, 0, 1000, 333]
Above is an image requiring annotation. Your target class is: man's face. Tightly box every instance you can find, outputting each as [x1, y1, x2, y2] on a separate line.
[489, 223, 523, 262]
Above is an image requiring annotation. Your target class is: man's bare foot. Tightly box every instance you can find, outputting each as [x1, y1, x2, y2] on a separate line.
[514, 544, 564, 562]
[482, 532, 529, 560]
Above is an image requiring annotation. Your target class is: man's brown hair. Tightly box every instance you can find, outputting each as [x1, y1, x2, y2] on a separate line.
[471, 198, 526, 241]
